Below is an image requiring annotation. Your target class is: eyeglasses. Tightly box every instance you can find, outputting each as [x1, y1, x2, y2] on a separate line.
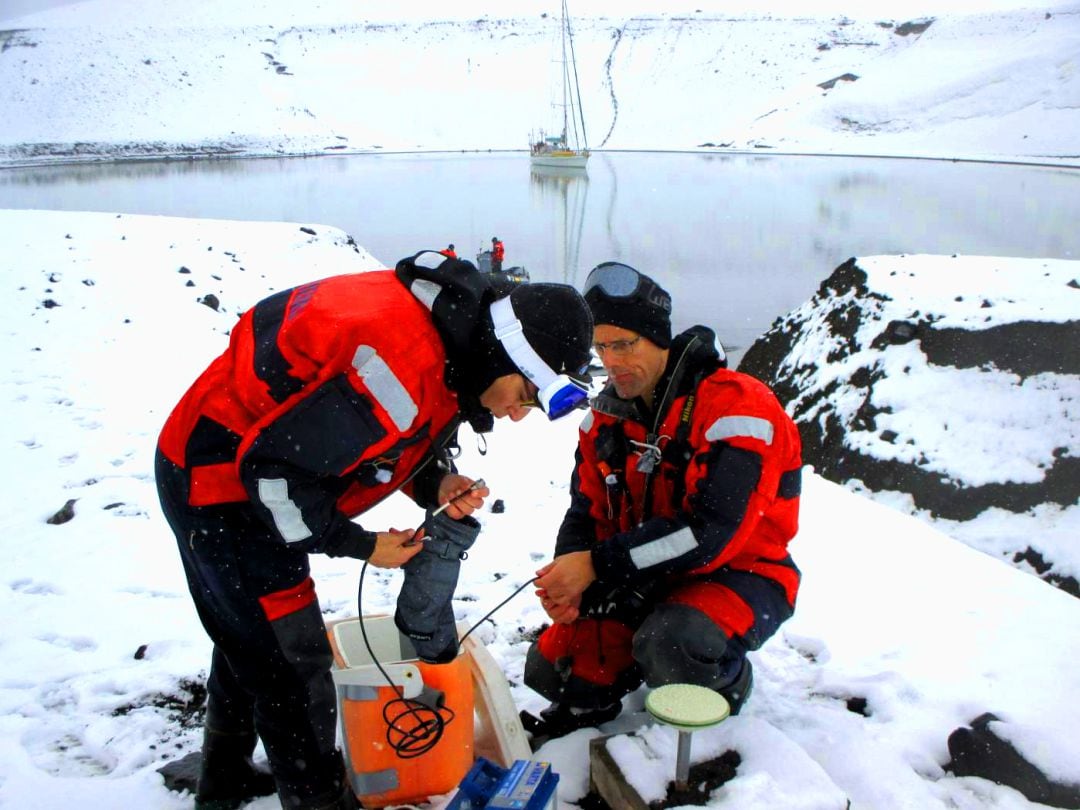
[582, 262, 672, 313]
[593, 336, 642, 357]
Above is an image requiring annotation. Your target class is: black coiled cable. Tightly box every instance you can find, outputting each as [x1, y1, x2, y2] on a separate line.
[356, 559, 539, 759]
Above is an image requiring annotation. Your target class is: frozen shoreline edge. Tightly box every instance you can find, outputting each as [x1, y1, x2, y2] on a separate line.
[2, 144, 1080, 172]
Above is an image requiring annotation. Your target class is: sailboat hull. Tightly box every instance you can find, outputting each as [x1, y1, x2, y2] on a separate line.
[530, 150, 589, 169]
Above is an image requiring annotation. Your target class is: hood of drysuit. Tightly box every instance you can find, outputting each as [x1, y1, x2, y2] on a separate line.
[395, 251, 594, 429]
[395, 251, 521, 431]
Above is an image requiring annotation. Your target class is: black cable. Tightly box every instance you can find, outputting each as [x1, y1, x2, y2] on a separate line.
[353, 485, 544, 760]
[457, 576, 539, 648]
[382, 696, 455, 760]
[356, 566, 543, 758]
[357, 560, 455, 759]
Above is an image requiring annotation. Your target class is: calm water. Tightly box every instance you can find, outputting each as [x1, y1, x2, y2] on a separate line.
[2, 151, 1078, 364]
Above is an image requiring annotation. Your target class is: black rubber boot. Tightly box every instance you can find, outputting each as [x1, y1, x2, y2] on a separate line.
[520, 701, 622, 750]
[717, 658, 754, 716]
[194, 728, 276, 810]
[283, 782, 360, 810]
[315, 785, 360, 810]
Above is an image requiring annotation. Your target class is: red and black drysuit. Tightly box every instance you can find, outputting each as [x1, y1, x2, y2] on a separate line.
[491, 239, 505, 272]
[155, 256, 500, 805]
[525, 326, 802, 710]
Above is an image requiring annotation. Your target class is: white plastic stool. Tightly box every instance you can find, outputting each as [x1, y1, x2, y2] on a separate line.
[644, 684, 730, 790]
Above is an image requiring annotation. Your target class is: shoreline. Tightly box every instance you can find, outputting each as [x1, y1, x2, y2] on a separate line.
[2, 144, 1079, 172]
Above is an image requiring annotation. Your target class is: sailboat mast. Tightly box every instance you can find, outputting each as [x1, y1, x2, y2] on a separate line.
[530, 0, 589, 165]
[560, 0, 569, 144]
[564, 0, 589, 151]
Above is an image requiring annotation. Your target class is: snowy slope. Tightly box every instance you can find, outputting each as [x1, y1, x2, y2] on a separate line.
[1, 0, 1078, 164]
[739, 254, 1080, 595]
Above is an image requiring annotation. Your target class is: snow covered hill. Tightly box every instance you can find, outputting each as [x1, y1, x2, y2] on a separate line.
[1, 0, 1078, 165]
[739, 254, 1080, 595]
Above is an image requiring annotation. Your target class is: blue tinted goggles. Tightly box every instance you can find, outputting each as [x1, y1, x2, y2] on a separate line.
[490, 296, 591, 421]
[583, 261, 671, 312]
[536, 375, 590, 420]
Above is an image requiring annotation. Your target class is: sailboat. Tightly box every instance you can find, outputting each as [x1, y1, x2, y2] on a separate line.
[530, 0, 589, 170]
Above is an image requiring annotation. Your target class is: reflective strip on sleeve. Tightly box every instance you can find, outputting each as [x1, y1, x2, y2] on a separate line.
[257, 478, 313, 543]
[628, 526, 698, 570]
[579, 410, 595, 433]
[705, 415, 774, 446]
[351, 345, 418, 432]
[410, 279, 440, 311]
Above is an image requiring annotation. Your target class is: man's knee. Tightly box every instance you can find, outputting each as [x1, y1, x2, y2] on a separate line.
[524, 622, 640, 709]
[523, 638, 566, 702]
[632, 603, 737, 688]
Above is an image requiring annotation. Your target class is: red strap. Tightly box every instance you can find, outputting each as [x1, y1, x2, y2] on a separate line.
[667, 581, 756, 638]
[259, 576, 317, 621]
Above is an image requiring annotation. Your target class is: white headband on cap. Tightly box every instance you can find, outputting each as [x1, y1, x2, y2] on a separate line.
[489, 296, 559, 390]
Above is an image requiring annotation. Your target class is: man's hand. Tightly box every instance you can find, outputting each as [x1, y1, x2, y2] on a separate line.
[437, 474, 490, 518]
[368, 528, 424, 569]
[541, 593, 581, 624]
[534, 551, 596, 613]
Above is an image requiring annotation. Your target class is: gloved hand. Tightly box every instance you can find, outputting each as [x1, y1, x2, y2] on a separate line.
[394, 510, 481, 664]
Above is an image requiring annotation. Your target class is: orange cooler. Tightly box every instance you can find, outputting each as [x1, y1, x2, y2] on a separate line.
[327, 616, 475, 808]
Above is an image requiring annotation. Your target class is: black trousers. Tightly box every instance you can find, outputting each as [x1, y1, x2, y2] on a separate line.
[155, 452, 347, 806]
[524, 571, 792, 710]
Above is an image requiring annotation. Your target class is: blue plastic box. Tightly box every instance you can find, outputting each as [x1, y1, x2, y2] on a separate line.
[447, 757, 558, 810]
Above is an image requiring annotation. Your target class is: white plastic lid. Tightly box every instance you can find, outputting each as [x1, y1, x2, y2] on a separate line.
[645, 683, 730, 729]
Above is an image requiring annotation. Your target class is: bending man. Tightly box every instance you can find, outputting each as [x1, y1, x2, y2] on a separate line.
[156, 250, 592, 809]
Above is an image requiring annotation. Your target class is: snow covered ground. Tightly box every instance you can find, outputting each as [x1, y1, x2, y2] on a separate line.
[1, 209, 1077, 809]
[1, 0, 1078, 808]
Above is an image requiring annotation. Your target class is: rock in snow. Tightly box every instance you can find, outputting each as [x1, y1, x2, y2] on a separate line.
[740, 254, 1080, 595]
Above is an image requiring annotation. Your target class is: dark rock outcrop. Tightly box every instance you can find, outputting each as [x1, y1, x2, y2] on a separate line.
[947, 713, 1080, 808]
[740, 255, 1079, 594]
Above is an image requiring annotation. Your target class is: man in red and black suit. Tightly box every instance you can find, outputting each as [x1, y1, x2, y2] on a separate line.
[523, 262, 802, 742]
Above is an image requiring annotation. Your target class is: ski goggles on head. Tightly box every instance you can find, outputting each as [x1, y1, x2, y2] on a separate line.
[490, 296, 590, 420]
[582, 261, 672, 313]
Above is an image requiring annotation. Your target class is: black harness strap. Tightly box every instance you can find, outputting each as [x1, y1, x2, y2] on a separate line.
[595, 422, 631, 524]
[778, 466, 802, 499]
[664, 389, 699, 512]
[251, 287, 305, 403]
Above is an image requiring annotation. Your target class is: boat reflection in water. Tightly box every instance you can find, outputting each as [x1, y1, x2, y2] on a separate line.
[530, 163, 589, 285]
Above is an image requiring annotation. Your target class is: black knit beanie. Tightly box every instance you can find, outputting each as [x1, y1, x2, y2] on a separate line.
[470, 283, 594, 395]
[583, 262, 672, 349]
